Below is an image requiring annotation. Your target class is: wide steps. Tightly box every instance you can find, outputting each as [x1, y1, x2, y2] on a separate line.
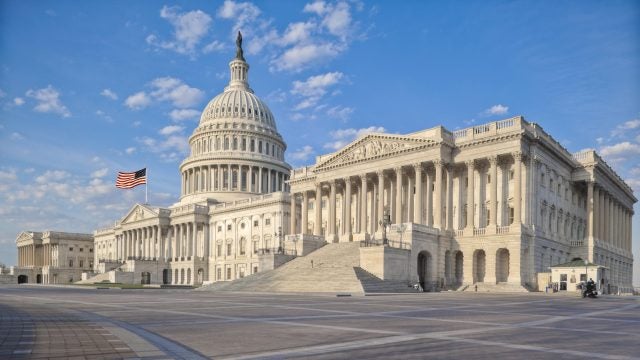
[200, 242, 416, 294]
[462, 282, 529, 293]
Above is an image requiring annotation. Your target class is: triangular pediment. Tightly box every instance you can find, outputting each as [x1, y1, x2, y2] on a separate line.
[120, 204, 159, 225]
[16, 231, 36, 244]
[315, 134, 437, 171]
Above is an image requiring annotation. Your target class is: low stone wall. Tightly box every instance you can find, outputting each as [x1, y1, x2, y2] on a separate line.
[0, 274, 17, 284]
[360, 246, 411, 281]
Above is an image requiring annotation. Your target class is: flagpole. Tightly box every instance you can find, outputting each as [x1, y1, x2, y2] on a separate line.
[145, 167, 148, 204]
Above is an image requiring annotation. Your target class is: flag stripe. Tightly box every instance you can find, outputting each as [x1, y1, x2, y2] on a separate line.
[116, 168, 146, 189]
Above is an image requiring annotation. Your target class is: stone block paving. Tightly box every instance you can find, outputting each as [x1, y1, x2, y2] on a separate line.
[0, 302, 137, 359]
[0, 286, 639, 359]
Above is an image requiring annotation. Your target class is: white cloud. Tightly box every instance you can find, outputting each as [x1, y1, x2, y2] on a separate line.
[0, 169, 17, 182]
[169, 108, 201, 121]
[35, 170, 70, 184]
[217, 0, 261, 33]
[125, 147, 136, 155]
[91, 168, 109, 178]
[125, 77, 204, 111]
[289, 145, 314, 161]
[100, 88, 118, 100]
[159, 125, 184, 136]
[611, 119, 640, 137]
[304, 1, 353, 40]
[483, 104, 509, 116]
[149, 77, 204, 108]
[124, 91, 152, 110]
[272, 42, 343, 73]
[95, 110, 113, 123]
[203, 40, 225, 53]
[25, 85, 71, 117]
[291, 71, 343, 109]
[599, 141, 640, 159]
[147, 6, 213, 56]
[324, 126, 385, 150]
[10, 132, 24, 141]
[13, 97, 24, 106]
[280, 21, 316, 46]
[326, 105, 353, 121]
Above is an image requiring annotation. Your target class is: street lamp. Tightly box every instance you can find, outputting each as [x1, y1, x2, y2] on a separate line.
[274, 226, 283, 254]
[378, 208, 391, 245]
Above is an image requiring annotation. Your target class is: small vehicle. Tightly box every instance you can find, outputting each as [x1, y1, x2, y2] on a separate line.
[582, 279, 598, 298]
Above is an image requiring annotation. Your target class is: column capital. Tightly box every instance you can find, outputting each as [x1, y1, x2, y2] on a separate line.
[376, 170, 385, 177]
[465, 159, 475, 169]
[488, 155, 498, 165]
[512, 151, 523, 161]
[328, 179, 336, 186]
[433, 159, 444, 167]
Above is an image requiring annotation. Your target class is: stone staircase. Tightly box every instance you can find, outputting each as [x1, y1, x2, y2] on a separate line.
[76, 271, 113, 284]
[199, 242, 415, 294]
[461, 282, 529, 293]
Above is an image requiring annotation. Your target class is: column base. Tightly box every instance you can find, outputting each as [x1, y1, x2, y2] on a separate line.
[351, 233, 370, 242]
[326, 234, 338, 243]
[339, 234, 353, 242]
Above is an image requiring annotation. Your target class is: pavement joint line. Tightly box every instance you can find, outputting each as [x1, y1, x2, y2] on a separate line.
[531, 325, 640, 338]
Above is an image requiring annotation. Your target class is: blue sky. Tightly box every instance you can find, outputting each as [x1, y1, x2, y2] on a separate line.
[0, 1, 639, 284]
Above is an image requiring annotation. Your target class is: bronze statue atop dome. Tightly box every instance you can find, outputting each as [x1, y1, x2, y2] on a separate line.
[235, 31, 245, 61]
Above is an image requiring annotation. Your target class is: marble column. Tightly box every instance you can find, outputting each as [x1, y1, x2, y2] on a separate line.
[466, 160, 475, 230]
[395, 167, 403, 224]
[314, 183, 322, 236]
[377, 171, 385, 231]
[587, 181, 595, 261]
[344, 178, 352, 237]
[413, 165, 423, 224]
[329, 181, 337, 240]
[426, 170, 433, 226]
[446, 164, 454, 230]
[360, 174, 368, 234]
[290, 193, 297, 235]
[302, 191, 309, 235]
[489, 156, 498, 228]
[513, 152, 522, 226]
[434, 160, 443, 229]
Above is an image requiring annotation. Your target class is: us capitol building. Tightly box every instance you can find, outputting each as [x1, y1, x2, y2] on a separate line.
[11, 36, 636, 293]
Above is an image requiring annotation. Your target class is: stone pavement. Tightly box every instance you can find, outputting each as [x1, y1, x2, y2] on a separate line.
[0, 285, 638, 359]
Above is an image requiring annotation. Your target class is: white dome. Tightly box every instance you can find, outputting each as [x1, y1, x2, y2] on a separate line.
[199, 88, 277, 129]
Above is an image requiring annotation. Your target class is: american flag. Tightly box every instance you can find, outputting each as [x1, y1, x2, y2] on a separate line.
[115, 168, 147, 189]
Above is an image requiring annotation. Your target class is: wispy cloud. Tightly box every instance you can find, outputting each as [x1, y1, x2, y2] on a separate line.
[289, 145, 314, 162]
[323, 126, 385, 150]
[291, 72, 343, 110]
[147, 6, 213, 57]
[25, 85, 71, 118]
[168, 108, 201, 121]
[125, 77, 204, 111]
[482, 104, 509, 116]
[100, 88, 118, 100]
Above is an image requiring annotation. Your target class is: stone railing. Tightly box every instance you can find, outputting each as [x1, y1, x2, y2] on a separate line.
[497, 226, 510, 234]
[473, 228, 486, 236]
[454, 229, 464, 237]
[452, 116, 522, 142]
[570, 240, 584, 247]
[171, 204, 208, 216]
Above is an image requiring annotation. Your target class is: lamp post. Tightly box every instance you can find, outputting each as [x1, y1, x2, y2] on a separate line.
[378, 208, 391, 245]
[275, 226, 283, 254]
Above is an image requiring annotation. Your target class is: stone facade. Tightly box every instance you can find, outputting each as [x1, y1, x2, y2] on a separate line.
[13, 231, 94, 284]
[288, 117, 636, 292]
[86, 42, 292, 286]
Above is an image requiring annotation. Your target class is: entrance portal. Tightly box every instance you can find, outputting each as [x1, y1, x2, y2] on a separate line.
[473, 249, 486, 283]
[454, 251, 464, 285]
[36, 274, 42, 284]
[496, 248, 510, 283]
[141, 272, 151, 285]
[162, 269, 169, 285]
[417, 251, 432, 291]
[18, 275, 28, 284]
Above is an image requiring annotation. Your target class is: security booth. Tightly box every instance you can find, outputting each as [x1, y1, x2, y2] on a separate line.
[550, 259, 607, 293]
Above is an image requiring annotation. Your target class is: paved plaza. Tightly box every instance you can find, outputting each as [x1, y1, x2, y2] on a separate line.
[0, 286, 638, 359]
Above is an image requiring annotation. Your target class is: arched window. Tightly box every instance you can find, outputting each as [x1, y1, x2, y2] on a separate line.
[239, 237, 246, 255]
[233, 137, 238, 150]
[224, 137, 230, 150]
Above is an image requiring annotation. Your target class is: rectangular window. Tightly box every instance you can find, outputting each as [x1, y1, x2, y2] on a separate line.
[69, 247, 73, 251]
[217, 268, 222, 280]
[509, 207, 515, 224]
[250, 139, 255, 152]
[79, 260, 84, 268]
[217, 244, 222, 257]
[560, 274, 567, 282]
[242, 138, 247, 151]
[226, 267, 232, 280]
[265, 142, 270, 155]
[253, 241, 259, 254]
[580, 274, 587, 282]
[89, 248, 93, 253]
[253, 266, 258, 274]
[68, 259, 73, 267]
[265, 218, 271, 225]
[258, 141, 262, 153]
[227, 243, 232, 256]
[227, 224, 232, 231]
[254, 220, 259, 227]
[79, 248, 84, 252]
